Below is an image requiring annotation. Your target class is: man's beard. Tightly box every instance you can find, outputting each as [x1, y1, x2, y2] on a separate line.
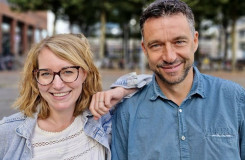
[153, 61, 193, 85]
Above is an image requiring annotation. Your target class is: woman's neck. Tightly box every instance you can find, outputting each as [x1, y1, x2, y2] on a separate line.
[37, 110, 76, 132]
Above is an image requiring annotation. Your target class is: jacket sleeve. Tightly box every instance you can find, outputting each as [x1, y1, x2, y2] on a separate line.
[0, 121, 6, 159]
[111, 103, 129, 160]
[110, 72, 152, 89]
[110, 72, 152, 98]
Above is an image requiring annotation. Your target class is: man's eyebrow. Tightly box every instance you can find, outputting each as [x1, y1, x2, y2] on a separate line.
[173, 36, 188, 41]
[145, 35, 189, 47]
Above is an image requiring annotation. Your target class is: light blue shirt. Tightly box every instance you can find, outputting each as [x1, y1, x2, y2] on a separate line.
[112, 66, 245, 160]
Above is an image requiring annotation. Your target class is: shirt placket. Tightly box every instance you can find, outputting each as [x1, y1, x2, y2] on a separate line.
[178, 103, 190, 160]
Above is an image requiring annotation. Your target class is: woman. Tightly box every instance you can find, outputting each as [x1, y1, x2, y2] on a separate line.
[0, 34, 121, 160]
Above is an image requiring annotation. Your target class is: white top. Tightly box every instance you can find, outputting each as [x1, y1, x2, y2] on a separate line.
[31, 115, 105, 160]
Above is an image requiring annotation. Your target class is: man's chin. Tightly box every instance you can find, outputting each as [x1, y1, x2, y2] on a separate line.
[155, 72, 186, 85]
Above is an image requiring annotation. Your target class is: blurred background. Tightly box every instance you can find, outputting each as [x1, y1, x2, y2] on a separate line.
[0, 0, 245, 118]
[1, 0, 245, 72]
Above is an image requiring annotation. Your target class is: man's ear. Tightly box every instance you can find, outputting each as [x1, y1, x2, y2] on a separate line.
[193, 31, 199, 53]
[141, 40, 147, 57]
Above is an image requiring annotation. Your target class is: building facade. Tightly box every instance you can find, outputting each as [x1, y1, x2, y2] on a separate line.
[0, 0, 47, 70]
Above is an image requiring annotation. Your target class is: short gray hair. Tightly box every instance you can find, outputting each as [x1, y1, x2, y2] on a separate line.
[140, 0, 195, 37]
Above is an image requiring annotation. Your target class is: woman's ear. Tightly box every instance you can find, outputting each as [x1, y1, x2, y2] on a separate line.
[81, 69, 87, 83]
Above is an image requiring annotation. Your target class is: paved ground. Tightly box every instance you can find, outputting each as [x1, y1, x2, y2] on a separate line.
[0, 69, 245, 119]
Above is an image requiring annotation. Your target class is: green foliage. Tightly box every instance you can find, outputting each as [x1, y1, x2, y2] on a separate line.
[8, 0, 245, 37]
[8, 0, 63, 15]
[8, 0, 245, 64]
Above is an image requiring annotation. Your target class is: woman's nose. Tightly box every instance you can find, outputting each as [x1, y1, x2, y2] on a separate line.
[52, 74, 65, 89]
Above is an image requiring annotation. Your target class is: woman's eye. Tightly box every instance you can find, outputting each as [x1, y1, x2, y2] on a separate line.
[62, 69, 75, 75]
[42, 72, 50, 76]
[65, 71, 73, 74]
[40, 72, 51, 77]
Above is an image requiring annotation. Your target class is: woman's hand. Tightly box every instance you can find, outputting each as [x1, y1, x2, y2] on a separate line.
[89, 87, 136, 120]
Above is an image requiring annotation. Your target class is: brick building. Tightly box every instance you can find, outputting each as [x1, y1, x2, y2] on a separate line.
[0, 0, 47, 69]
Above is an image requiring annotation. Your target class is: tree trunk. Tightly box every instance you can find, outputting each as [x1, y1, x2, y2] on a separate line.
[223, 28, 228, 62]
[123, 23, 129, 68]
[99, 10, 106, 60]
[52, 13, 57, 35]
[221, 18, 229, 69]
[69, 22, 72, 33]
[231, 19, 237, 71]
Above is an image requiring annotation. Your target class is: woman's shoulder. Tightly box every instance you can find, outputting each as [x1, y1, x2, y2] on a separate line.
[0, 112, 26, 128]
[0, 112, 28, 158]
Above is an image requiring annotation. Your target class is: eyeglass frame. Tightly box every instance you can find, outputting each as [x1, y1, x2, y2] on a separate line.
[33, 66, 81, 86]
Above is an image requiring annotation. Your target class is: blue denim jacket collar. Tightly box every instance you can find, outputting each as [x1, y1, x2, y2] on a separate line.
[151, 66, 205, 101]
[16, 113, 37, 138]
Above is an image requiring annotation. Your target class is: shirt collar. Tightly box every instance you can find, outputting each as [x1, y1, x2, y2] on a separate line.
[16, 111, 38, 139]
[151, 65, 205, 101]
[189, 66, 206, 98]
[151, 74, 167, 100]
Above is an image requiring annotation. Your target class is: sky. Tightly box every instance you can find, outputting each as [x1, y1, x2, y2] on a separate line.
[47, 11, 70, 35]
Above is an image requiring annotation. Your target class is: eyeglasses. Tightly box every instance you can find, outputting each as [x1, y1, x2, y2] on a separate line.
[33, 66, 80, 86]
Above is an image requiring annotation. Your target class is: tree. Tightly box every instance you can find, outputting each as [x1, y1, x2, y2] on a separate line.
[182, 0, 225, 64]
[220, 0, 245, 71]
[61, 0, 98, 35]
[9, 0, 111, 59]
[8, 0, 64, 35]
[107, 0, 153, 67]
[64, 0, 113, 59]
[184, 0, 245, 71]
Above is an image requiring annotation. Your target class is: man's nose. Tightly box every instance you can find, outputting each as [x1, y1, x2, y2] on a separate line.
[162, 43, 176, 63]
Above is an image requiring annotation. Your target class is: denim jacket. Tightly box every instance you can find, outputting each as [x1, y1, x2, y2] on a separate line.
[0, 72, 152, 160]
[0, 110, 112, 160]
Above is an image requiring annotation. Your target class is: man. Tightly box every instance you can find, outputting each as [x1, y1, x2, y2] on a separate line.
[107, 0, 245, 159]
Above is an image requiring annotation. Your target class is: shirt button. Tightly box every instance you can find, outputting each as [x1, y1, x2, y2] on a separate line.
[181, 136, 186, 140]
[179, 109, 182, 112]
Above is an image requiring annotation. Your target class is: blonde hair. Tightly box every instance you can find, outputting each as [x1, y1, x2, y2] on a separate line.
[13, 34, 102, 118]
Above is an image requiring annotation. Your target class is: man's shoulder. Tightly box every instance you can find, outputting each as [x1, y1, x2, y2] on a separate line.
[201, 73, 245, 93]
[126, 81, 152, 99]
[116, 82, 153, 111]
[202, 73, 240, 86]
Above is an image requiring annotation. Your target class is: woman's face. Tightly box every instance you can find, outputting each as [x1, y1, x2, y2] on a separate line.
[37, 47, 87, 114]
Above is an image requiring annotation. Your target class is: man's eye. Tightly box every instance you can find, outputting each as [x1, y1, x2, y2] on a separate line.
[150, 44, 161, 48]
[175, 40, 186, 45]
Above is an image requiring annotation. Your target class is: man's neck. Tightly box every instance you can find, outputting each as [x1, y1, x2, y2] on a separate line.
[157, 69, 194, 106]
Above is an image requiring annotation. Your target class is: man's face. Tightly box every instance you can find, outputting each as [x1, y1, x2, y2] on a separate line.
[141, 13, 198, 85]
